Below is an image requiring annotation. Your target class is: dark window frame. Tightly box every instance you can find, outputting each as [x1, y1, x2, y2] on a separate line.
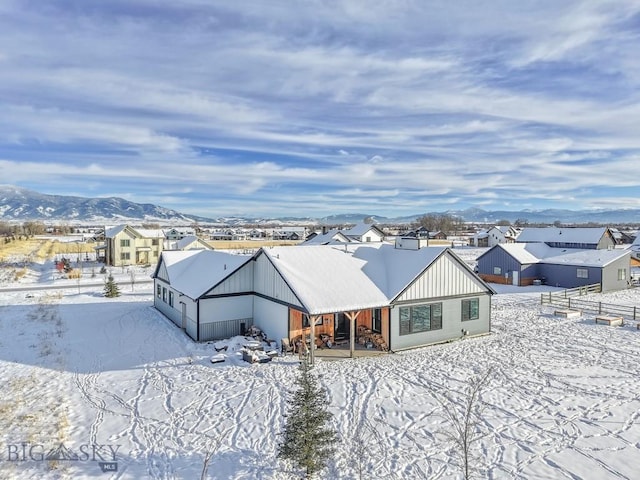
[399, 303, 443, 335]
[462, 298, 480, 321]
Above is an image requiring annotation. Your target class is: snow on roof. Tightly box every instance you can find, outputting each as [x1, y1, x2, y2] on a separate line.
[344, 222, 380, 237]
[161, 250, 251, 299]
[136, 228, 165, 238]
[302, 229, 350, 245]
[262, 243, 447, 314]
[517, 227, 608, 244]
[495, 243, 629, 267]
[541, 248, 629, 268]
[104, 225, 128, 238]
[176, 235, 206, 250]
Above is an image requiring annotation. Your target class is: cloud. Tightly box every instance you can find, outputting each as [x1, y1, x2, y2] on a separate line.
[0, 1, 639, 217]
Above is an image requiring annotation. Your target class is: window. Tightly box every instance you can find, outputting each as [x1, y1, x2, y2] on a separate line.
[120, 239, 130, 247]
[162, 287, 167, 302]
[493, 266, 502, 275]
[577, 268, 589, 279]
[169, 291, 174, 307]
[156, 284, 161, 298]
[302, 315, 323, 328]
[365, 236, 371, 242]
[462, 298, 480, 321]
[372, 308, 382, 333]
[120, 252, 130, 260]
[152, 239, 159, 246]
[618, 268, 626, 281]
[399, 303, 442, 335]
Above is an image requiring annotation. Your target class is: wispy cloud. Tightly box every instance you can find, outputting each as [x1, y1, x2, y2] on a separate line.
[1, 0, 639, 217]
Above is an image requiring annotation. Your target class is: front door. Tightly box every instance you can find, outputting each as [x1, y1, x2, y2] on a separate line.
[181, 303, 187, 329]
[512, 271, 519, 286]
[334, 313, 349, 339]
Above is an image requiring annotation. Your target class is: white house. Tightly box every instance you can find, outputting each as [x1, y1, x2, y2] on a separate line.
[152, 242, 495, 354]
[471, 225, 519, 247]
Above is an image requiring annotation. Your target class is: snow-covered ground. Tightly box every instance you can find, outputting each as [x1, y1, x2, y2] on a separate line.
[1, 258, 640, 479]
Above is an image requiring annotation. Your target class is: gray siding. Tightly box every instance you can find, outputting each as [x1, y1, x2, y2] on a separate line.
[601, 254, 631, 292]
[390, 294, 491, 351]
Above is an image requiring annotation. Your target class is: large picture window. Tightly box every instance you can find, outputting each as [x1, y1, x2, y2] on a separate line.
[399, 303, 442, 335]
[462, 298, 480, 321]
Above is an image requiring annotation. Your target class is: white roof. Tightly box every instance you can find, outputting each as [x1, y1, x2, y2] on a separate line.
[517, 227, 608, 244]
[302, 229, 350, 245]
[494, 243, 629, 268]
[104, 225, 128, 238]
[176, 235, 207, 250]
[263, 243, 447, 314]
[136, 228, 165, 238]
[344, 223, 380, 237]
[159, 250, 251, 299]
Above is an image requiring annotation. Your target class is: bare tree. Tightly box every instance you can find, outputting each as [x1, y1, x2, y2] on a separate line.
[432, 369, 493, 480]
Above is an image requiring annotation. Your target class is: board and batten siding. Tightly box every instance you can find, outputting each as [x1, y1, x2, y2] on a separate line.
[395, 252, 488, 303]
[253, 254, 303, 308]
[390, 294, 491, 351]
[205, 260, 254, 296]
[477, 247, 524, 279]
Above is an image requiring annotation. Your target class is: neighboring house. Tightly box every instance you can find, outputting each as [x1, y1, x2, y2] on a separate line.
[152, 241, 495, 352]
[476, 243, 631, 291]
[104, 225, 164, 267]
[164, 227, 195, 241]
[516, 227, 615, 250]
[302, 229, 352, 245]
[166, 235, 213, 251]
[343, 223, 385, 242]
[471, 226, 519, 247]
[403, 226, 430, 239]
[470, 231, 489, 247]
[272, 227, 307, 241]
[429, 230, 448, 240]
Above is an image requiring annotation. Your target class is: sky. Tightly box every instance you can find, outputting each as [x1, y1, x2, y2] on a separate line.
[1, 1, 639, 219]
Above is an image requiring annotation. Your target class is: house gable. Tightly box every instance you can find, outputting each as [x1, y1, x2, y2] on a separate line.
[204, 259, 255, 296]
[394, 251, 492, 303]
[252, 252, 304, 309]
[154, 256, 170, 282]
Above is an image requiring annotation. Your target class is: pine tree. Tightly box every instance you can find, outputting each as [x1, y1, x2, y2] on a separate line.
[103, 274, 121, 298]
[278, 359, 337, 478]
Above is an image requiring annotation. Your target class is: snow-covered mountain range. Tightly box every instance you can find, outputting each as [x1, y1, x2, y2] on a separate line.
[1, 185, 638, 225]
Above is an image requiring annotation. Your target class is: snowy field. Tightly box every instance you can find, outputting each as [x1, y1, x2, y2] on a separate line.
[1, 254, 640, 479]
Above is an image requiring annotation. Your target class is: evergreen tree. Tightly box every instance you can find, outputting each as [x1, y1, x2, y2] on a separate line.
[278, 359, 337, 478]
[103, 274, 121, 298]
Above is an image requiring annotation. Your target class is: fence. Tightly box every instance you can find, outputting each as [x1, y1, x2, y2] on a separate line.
[541, 283, 639, 320]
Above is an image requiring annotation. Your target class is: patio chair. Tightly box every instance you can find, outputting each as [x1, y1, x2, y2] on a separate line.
[281, 338, 294, 355]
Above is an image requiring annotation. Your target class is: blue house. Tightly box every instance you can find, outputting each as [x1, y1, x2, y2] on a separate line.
[476, 243, 631, 291]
